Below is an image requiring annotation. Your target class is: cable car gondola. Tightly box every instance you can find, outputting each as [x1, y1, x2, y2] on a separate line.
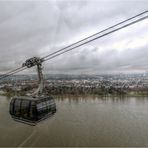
[9, 57, 56, 125]
[9, 96, 56, 125]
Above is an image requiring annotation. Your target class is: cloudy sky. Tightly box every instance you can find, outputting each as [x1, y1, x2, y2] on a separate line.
[0, 0, 148, 74]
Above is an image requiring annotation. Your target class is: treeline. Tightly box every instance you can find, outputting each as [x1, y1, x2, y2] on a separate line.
[45, 85, 127, 96]
[1, 84, 148, 97]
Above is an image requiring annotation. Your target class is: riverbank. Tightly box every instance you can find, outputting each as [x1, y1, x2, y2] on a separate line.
[1, 90, 148, 99]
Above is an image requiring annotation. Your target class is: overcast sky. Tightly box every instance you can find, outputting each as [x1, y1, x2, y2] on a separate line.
[0, 0, 148, 74]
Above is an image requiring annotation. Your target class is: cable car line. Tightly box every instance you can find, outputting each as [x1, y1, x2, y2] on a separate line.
[43, 14, 148, 61]
[0, 10, 148, 81]
[0, 66, 23, 80]
[0, 67, 27, 81]
[42, 10, 148, 60]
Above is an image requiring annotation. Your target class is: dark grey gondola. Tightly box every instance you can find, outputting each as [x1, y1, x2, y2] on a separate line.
[9, 57, 57, 125]
[9, 96, 56, 125]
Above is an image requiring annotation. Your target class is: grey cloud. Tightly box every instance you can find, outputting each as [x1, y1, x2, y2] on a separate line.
[0, 0, 148, 74]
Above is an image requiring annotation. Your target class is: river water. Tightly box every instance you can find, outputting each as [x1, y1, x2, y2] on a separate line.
[0, 95, 148, 147]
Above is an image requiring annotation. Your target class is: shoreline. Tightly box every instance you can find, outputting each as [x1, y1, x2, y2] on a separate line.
[1, 92, 148, 99]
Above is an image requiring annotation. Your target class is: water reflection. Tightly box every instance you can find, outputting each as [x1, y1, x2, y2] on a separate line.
[55, 95, 132, 104]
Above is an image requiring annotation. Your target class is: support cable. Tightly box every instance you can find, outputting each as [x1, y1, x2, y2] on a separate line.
[0, 10, 147, 80]
[42, 10, 148, 61]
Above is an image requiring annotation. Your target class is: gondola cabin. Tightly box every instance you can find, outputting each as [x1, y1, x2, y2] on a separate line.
[9, 96, 56, 125]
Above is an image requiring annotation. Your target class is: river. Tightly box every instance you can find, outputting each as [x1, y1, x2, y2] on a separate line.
[0, 95, 148, 147]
